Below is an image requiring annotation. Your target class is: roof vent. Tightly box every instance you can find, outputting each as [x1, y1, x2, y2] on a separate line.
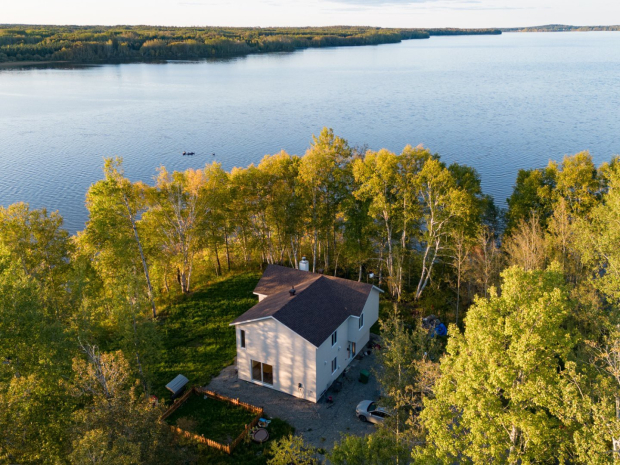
[289, 286, 296, 296]
[299, 257, 310, 272]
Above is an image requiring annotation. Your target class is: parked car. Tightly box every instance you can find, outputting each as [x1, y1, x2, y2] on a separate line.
[356, 400, 390, 424]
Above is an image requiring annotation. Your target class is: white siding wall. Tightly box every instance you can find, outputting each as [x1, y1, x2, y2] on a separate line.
[235, 288, 381, 403]
[315, 318, 351, 399]
[314, 287, 381, 399]
[236, 318, 318, 402]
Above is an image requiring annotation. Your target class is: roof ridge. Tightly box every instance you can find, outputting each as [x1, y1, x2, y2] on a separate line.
[271, 275, 324, 319]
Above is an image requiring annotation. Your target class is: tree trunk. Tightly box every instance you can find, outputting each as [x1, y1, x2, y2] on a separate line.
[508, 424, 519, 462]
[213, 242, 222, 276]
[312, 192, 317, 273]
[122, 194, 157, 319]
[224, 226, 231, 271]
[415, 237, 441, 300]
[614, 395, 620, 461]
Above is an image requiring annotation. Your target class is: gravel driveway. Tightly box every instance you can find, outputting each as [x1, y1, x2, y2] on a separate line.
[205, 335, 382, 451]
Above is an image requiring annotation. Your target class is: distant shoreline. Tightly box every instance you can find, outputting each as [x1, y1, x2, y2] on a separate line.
[0, 60, 66, 68]
[0, 25, 500, 67]
[500, 24, 620, 33]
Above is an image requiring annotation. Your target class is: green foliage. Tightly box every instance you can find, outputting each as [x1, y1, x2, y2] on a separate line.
[576, 162, 620, 304]
[5, 130, 620, 463]
[419, 265, 579, 463]
[69, 347, 184, 464]
[267, 434, 318, 465]
[329, 431, 410, 465]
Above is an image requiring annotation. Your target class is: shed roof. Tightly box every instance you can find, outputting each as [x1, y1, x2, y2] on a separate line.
[231, 265, 376, 347]
[166, 374, 189, 394]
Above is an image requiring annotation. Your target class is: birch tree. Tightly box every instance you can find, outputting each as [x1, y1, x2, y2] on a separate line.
[84, 158, 157, 318]
[414, 158, 474, 300]
[298, 128, 352, 272]
[144, 167, 206, 293]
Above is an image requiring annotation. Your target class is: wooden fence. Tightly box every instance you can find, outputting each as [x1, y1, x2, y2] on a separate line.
[160, 387, 264, 455]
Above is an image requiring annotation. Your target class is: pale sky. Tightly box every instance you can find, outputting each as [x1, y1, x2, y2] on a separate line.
[3, 0, 620, 29]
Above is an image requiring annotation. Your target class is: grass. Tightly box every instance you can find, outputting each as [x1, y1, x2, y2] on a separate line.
[152, 272, 261, 400]
[186, 417, 294, 465]
[166, 393, 257, 444]
[149, 271, 295, 463]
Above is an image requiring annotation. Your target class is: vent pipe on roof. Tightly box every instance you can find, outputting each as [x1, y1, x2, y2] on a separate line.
[289, 286, 296, 296]
[299, 256, 310, 272]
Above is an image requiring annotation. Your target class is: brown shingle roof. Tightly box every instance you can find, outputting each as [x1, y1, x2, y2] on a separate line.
[231, 265, 375, 347]
[252, 264, 320, 296]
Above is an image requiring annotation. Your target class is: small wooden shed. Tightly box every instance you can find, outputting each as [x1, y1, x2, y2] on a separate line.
[166, 374, 189, 399]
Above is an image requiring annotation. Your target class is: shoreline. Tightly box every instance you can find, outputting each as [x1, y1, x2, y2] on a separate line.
[0, 60, 67, 68]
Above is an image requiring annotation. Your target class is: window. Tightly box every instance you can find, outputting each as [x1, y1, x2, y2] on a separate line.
[240, 330, 246, 348]
[331, 356, 338, 373]
[359, 313, 364, 329]
[262, 363, 273, 385]
[331, 330, 337, 346]
[251, 360, 273, 385]
[252, 360, 261, 381]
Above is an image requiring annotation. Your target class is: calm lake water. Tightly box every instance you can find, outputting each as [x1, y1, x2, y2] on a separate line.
[1, 32, 619, 233]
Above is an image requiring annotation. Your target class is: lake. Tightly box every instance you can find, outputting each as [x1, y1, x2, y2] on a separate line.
[1, 31, 619, 233]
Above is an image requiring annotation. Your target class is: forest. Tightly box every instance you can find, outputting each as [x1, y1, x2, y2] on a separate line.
[0, 25, 500, 64]
[2, 128, 620, 463]
[502, 24, 620, 32]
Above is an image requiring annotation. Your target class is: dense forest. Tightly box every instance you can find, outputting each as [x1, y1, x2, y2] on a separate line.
[502, 24, 620, 32]
[0, 25, 500, 64]
[2, 128, 620, 463]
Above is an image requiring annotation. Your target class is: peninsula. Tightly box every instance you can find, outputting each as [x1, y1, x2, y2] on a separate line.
[0, 25, 501, 65]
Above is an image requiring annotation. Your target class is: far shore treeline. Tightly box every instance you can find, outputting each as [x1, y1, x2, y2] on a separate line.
[501, 24, 620, 32]
[4, 128, 620, 462]
[0, 25, 501, 64]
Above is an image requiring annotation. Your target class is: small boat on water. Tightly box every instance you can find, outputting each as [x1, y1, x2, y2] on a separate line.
[182, 151, 196, 156]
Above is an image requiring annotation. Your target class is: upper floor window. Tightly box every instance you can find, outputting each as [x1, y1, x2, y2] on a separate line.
[240, 329, 246, 348]
[359, 313, 364, 329]
[331, 330, 337, 346]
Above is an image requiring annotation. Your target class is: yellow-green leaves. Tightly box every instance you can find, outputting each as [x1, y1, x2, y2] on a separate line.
[419, 266, 577, 464]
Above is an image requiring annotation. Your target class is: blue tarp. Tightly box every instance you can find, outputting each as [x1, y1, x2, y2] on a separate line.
[434, 323, 447, 337]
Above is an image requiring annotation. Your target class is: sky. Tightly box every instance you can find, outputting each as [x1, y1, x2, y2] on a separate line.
[3, 0, 620, 29]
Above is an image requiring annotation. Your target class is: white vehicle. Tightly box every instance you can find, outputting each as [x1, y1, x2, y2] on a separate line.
[356, 400, 390, 424]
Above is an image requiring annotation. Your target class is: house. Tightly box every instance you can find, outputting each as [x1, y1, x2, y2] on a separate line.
[230, 261, 382, 402]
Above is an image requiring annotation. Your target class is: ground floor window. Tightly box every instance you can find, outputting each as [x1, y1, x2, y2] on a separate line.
[251, 360, 273, 385]
[331, 356, 338, 373]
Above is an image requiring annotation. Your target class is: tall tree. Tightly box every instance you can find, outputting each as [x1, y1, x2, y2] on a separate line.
[83, 158, 157, 318]
[299, 128, 352, 272]
[418, 266, 578, 464]
[69, 345, 182, 464]
[504, 212, 547, 271]
[144, 167, 206, 293]
[413, 158, 477, 300]
[0, 203, 73, 319]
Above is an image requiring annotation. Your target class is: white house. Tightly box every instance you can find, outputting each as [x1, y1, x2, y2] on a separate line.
[230, 262, 382, 403]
